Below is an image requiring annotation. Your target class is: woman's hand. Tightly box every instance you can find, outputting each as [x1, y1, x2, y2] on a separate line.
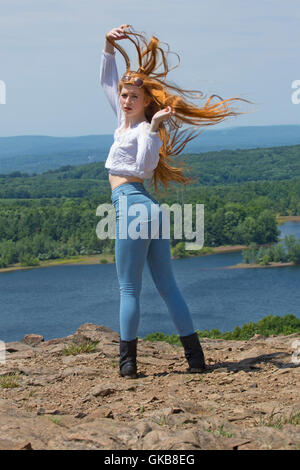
[153, 106, 175, 122]
[104, 24, 130, 54]
[106, 24, 130, 42]
[150, 106, 175, 132]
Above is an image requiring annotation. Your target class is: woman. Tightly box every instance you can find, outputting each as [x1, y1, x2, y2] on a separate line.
[100, 24, 250, 378]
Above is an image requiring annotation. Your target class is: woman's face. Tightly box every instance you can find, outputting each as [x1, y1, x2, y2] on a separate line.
[119, 84, 150, 118]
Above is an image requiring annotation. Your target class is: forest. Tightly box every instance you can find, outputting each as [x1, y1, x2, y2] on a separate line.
[241, 236, 300, 265]
[0, 143, 299, 268]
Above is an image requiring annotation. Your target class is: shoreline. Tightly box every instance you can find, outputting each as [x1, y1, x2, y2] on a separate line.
[0, 255, 114, 273]
[224, 261, 295, 269]
[0, 244, 294, 273]
[0, 246, 247, 274]
[0, 216, 299, 274]
[276, 215, 300, 223]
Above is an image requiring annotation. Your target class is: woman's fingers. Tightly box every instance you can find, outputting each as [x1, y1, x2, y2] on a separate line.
[111, 26, 129, 39]
[166, 107, 175, 115]
[161, 107, 175, 119]
[110, 31, 126, 40]
[115, 25, 129, 35]
[107, 25, 129, 41]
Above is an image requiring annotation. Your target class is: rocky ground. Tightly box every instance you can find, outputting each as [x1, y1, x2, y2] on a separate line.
[0, 323, 299, 450]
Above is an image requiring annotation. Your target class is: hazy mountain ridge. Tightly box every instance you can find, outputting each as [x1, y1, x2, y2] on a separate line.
[1, 125, 300, 175]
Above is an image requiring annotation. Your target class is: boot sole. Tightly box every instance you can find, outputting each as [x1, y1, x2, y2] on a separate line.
[188, 366, 207, 373]
[119, 371, 138, 379]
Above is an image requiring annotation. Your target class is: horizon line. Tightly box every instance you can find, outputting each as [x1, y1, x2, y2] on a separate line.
[1, 123, 300, 139]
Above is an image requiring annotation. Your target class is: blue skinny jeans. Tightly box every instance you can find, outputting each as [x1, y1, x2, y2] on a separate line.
[111, 182, 195, 341]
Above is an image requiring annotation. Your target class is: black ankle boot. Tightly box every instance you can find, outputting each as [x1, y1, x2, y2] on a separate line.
[119, 338, 138, 378]
[179, 332, 206, 372]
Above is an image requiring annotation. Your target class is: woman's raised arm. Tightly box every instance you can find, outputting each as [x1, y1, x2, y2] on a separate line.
[99, 25, 129, 125]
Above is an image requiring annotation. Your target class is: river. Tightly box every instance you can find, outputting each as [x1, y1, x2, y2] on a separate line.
[0, 221, 299, 342]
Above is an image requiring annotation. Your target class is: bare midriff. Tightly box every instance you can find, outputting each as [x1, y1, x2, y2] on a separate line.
[109, 173, 145, 191]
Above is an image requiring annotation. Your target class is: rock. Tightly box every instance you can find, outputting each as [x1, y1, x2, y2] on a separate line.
[74, 412, 87, 419]
[0, 439, 32, 450]
[22, 334, 44, 346]
[134, 421, 153, 438]
[72, 323, 120, 346]
[84, 383, 120, 400]
[273, 368, 290, 376]
[227, 438, 252, 450]
[247, 334, 266, 342]
[5, 342, 33, 353]
[0, 324, 299, 450]
[86, 407, 114, 419]
[36, 408, 66, 416]
[249, 382, 258, 388]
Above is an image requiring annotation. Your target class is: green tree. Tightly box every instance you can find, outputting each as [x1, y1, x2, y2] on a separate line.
[172, 241, 188, 258]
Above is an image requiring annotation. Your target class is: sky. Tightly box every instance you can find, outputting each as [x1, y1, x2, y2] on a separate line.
[0, 0, 299, 137]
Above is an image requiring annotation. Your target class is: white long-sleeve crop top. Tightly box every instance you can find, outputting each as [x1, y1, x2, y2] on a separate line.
[99, 50, 163, 180]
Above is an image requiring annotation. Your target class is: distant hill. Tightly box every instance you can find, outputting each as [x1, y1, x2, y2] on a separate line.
[1, 125, 300, 175]
[1, 143, 299, 200]
[187, 124, 300, 151]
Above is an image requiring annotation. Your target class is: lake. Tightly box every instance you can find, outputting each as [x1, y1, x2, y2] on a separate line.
[0, 221, 299, 343]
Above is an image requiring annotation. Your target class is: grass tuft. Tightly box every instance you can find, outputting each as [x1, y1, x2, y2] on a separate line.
[62, 340, 99, 356]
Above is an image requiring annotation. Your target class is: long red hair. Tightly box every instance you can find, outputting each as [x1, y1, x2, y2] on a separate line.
[107, 26, 253, 197]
